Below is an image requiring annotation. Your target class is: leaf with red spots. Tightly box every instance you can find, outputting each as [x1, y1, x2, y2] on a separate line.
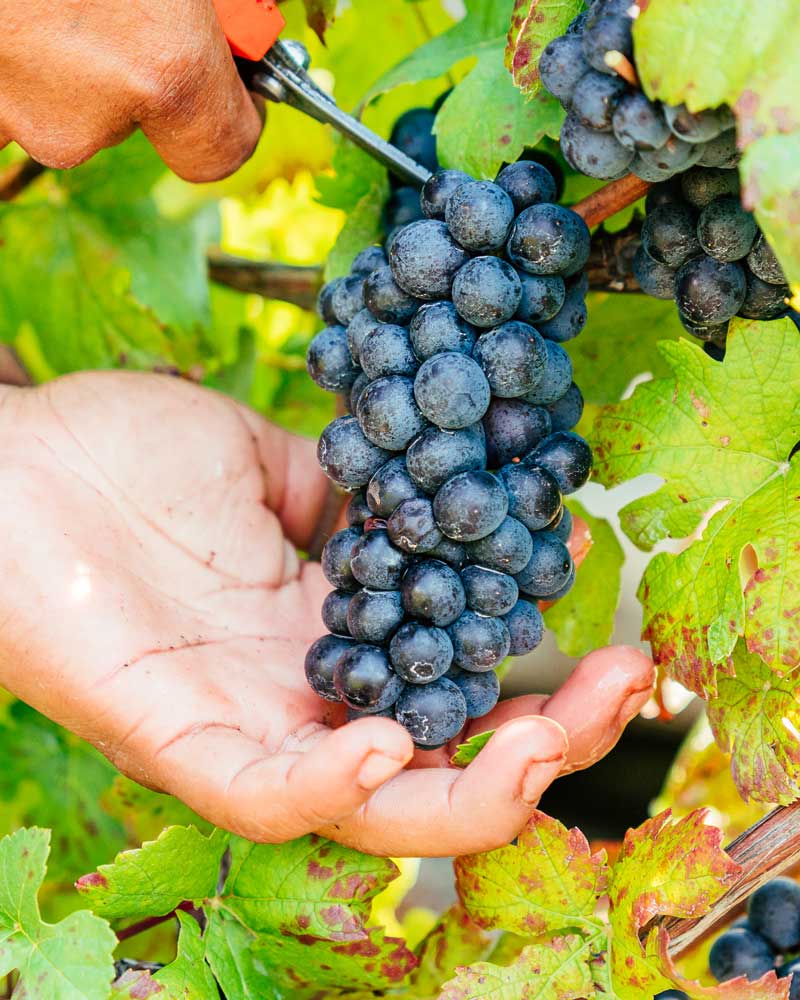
[592, 319, 800, 708]
[455, 809, 608, 937]
[412, 904, 493, 997]
[505, 0, 583, 93]
[439, 936, 594, 1000]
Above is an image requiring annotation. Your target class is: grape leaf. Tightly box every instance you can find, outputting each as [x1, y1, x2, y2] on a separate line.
[76, 827, 228, 920]
[707, 643, 800, 805]
[155, 912, 220, 999]
[438, 936, 594, 1000]
[412, 904, 493, 998]
[544, 500, 624, 657]
[101, 775, 213, 845]
[505, 0, 584, 93]
[0, 828, 116, 999]
[206, 835, 417, 996]
[455, 810, 607, 936]
[450, 730, 495, 768]
[592, 319, 800, 695]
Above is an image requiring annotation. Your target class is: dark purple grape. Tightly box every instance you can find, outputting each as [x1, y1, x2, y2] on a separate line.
[633, 246, 676, 299]
[738, 273, 789, 320]
[317, 278, 343, 324]
[359, 323, 418, 380]
[346, 491, 371, 527]
[367, 456, 424, 518]
[466, 516, 534, 575]
[395, 678, 467, 749]
[482, 398, 552, 467]
[322, 589, 353, 635]
[637, 135, 701, 175]
[388, 497, 443, 553]
[401, 559, 467, 627]
[582, 14, 633, 74]
[697, 129, 740, 169]
[364, 265, 420, 324]
[390, 220, 470, 300]
[334, 645, 406, 712]
[537, 286, 588, 343]
[515, 273, 566, 324]
[523, 341, 573, 406]
[548, 505, 573, 542]
[357, 375, 428, 451]
[305, 635, 354, 702]
[406, 423, 487, 493]
[414, 352, 491, 429]
[538, 34, 590, 105]
[641, 202, 702, 268]
[472, 321, 548, 398]
[390, 622, 453, 684]
[448, 611, 511, 672]
[385, 186, 426, 230]
[346, 309, 381, 366]
[446, 666, 500, 719]
[698, 196, 757, 262]
[350, 529, 410, 590]
[674, 256, 746, 324]
[507, 202, 592, 276]
[527, 431, 593, 494]
[664, 103, 733, 144]
[503, 599, 544, 655]
[346, 588, 405, 643]
[332, 274, 367, 325]
[572, 70, 627, 131]
[678, 312, 729, 343]
[461, 565, 519, 617]
[499, 463, 563, 531]
[452, 257, 522, 329]
[433, 470, 509, 542]
[445, 180, 515, 253]
[390, 107, 439, 174]
[318, 416, 394, 489]
[307, 325, 359, 393]
[495, 161, 557, 212]
[681, 166, 740, 210]
[421, 169, 472, 220]
[747, 877, 800, 952]
[708, 928, 775, 984]
[428, 536, 469, 569]
[546, 383, 584, 433]
[352, 245, 387, 275]
[410, 301, 477, 360]
[612, 92, 671, 151]
[321, 526, 361, 590]
[560, 112, 634, 180]
[515, 534, 573, 598]
[747, 233, 785, 285]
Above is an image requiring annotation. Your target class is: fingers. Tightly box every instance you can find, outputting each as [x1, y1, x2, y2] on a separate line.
[149, 717, 413, 842]
[320, 716, 567, 857]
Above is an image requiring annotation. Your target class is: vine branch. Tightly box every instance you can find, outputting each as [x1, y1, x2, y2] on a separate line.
[116, 901, 195, 943]
[571, 173, 651, 229]
[207, 251, 323, 312]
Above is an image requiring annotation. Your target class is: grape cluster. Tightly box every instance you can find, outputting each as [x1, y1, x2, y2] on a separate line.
[539, 0, 736, 182]
[634, 167, 790, 356]
[305, 162, 592, 749]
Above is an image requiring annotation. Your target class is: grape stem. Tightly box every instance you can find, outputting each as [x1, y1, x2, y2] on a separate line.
[604, 50, 640, 87]
[208, 251, 324, 312]
[571, 173, 651, 229]
[115, 901, 196, 943]
[0, 157, 44, 201]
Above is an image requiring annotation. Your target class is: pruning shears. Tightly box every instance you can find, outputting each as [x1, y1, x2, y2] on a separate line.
[212, 0, 432, 187]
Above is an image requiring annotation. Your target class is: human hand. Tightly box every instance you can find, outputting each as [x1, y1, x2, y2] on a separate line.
[0, 372, 654, 857]
[1, 0, 261, 180]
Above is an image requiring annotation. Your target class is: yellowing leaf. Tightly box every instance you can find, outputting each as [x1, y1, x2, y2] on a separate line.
[505, 0, 583, 93]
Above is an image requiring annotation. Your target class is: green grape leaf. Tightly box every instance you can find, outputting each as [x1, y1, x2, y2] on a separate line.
[450, 730, 495, 768]
[303, 0, 336, 42]
[592, 319, 800, 696]
[204, 913, 273, 1000]
[572, 293, 684, 406]
[545, 500, 624, 657]
[0, 828, 116, 999]
[505, 0, 584, 93]
[439, 936, 593, 1000]
[633, 0, 800, 288]
[455, 810, 607, 936]
[0, 135, 219, 377]
[76, 827, 227, 920]
[207, 835, 417, 996]
[101, 775, 213, 845]
[412, 904, 493, 998]
[0, 701, 125, 884]
[708, 643, 800, 805]
[155, 912, 220, 999]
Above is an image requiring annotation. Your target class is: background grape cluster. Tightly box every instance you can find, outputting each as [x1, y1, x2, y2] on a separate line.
[304, 155, 592, 749]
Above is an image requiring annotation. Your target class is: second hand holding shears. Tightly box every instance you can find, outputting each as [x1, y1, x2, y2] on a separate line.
[211, 0, 432, 188]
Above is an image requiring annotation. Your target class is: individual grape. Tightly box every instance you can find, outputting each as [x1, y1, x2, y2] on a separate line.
[698, 195, 758, 262]
[317, 278, 343, 324]
[390, 107, 439, 174]
[390, 220, 470, 300]
[537, 286, 588, 343]
[390, 622, 453, 684]
[777, 960, 800, 1000]
[546, 383, 584, 433]
[401, 559, 467, 627]
[433, 470, 509, 542]
[681, 166, 740, 210]
[664, 103, 733, 144]
[747, 877, 800, 952]
[495, 161, 557, 212]
[654, 992, 689, 1000]
[674, 256, 746, 324]
[514, 150, 566, 201]
[537, 560, 576, 601]
[364, 265, 420, 324]
[612, 92, 671, 151]
[703, 339, 727, 362]
[305, 635, 354, 702]
[446, 666, 501, 719]
[567, 270, 589, 297]
[445, 180, 515, 253]
[334, 644, 406, 712]
[406, 423, 487, 493]
[350, 529, 410, 590]
[560, 111, 635, 180]
[708, 928, 775, 984]
[585, 0, 635, 28]
[347, 310, 381, 366]
[697, 129, 740, 168]
[352, 245, 387, 275]
[414, 352, 492, 429]
[388, 497, 443, 553]
[357, 375, 428, 451]
[524, 341, 574, 406]
[461, 565, 519, 617]
[641, 203, 702, 268]
[516, 273, 566, 324]
[629, 155, 677, 184]
[322, 589, 353, 636]
[467, 516, 534, 575]
[367, 456, 424, 517]
[321, 526, 361, 590]
[528, 431, 593, 494]
[678, 311, 730, 343]
[548, 505, 573, 542]
[395, 678, 467, 749]
[473, 321, 548, 398]
[503, 599, 544, 655]
[448, 611, 511, 672]
[452, 257, 522, 328]
[645, 178, 683, 212]
[636, 135, 701, 175]
[515, 534, 574, 598]
[482, 398, 551, 467]
[633, 246, 676, 299]
[421, 169, 472, 220]
[346, 588, 405, 643]
[428, 536, 469, 569]
[538, 34, 590, 105]
[318, 417, 394, 489]
[385, 186, 426, 230]
[407, 304, 476, 365]
[332, 274, 366, 325]
[582, 14, 633, 74]
[508, 202, 592, 276]
[747, 233, 786, 285]
[499, 463, 563, 531]
[346, 491, 371, 527]
[572, 70, 627, 131]
[359, 324, 418, 380]
[739, 272, 789, 320]
[306, 325, 359, 393]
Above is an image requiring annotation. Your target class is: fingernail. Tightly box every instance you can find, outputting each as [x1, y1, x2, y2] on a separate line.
[619, 687, 651, 723]
[357, 752, 404, 790]
[520, 721, 568, 804]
